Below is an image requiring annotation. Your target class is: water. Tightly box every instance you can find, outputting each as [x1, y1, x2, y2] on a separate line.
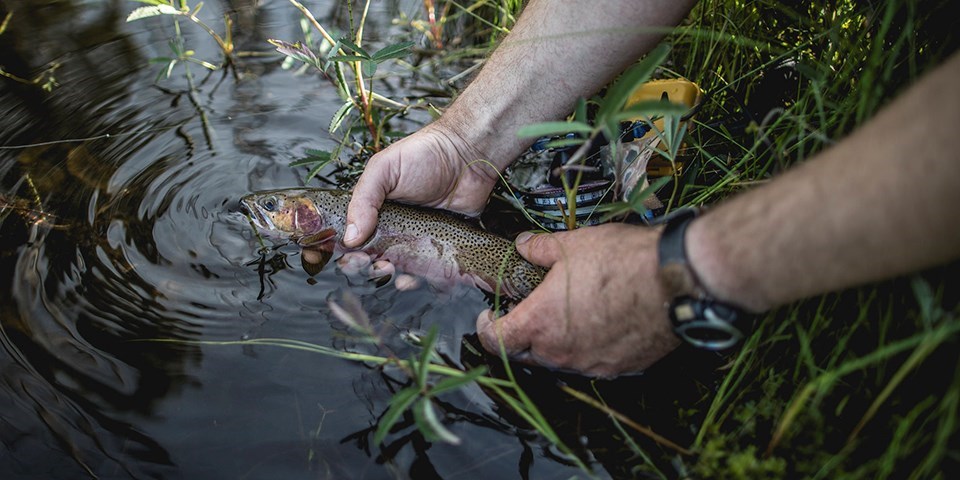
[1, 2, 718, 478]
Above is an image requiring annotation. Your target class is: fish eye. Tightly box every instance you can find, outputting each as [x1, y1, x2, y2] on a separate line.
[261, 196, 279, 212]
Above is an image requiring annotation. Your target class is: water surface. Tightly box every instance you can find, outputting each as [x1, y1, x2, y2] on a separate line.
[1, 2, 717, 478]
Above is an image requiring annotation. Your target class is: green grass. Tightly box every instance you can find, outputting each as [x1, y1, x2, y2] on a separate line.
[437, 0, 960, 477]
[653, 1, 960, 477]
[151, 0, 959, 476]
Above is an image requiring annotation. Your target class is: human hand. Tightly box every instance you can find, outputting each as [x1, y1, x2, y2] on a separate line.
[344, 123, 502, 247]
[476, 224, 681, 377]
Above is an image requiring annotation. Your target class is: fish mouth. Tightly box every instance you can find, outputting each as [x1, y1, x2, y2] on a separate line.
[239, 197, 276, 232]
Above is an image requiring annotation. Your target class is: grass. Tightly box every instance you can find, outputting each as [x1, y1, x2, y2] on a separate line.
[132, 0, 960, 477]
[289, 0, 959, 477]
[431, 0, 959, 477]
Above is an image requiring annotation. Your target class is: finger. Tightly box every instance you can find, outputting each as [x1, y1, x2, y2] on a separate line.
[477, 310, 530, 357]
[336, 251, 371, 276]
[345, 159, 396, 248]
[369, 259, 395, 279]
[514, 230, 575, 268]
[394, 274, 421, 291]
[476, 307, 535, 357]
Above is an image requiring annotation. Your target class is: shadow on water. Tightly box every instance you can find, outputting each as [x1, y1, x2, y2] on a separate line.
[1, 1, 721, 478]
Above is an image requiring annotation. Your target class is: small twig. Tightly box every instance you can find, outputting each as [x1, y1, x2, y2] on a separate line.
[562, 385, 692, 455]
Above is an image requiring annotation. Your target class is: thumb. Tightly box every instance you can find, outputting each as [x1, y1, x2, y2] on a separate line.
[345, 170, 391, 248]
[476, 309, 532, 358]
[514, 230, 572, 268]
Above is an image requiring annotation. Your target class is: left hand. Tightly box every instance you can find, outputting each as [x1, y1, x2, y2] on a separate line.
[476, 224, 681, 377]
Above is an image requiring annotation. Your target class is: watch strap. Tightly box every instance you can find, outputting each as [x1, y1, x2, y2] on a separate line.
[655, 207, 751, 350]
[656, 207, 705, 299]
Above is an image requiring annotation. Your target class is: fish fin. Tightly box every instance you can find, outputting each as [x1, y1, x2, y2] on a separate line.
[301, 247, 332, 276]
[298, 228, 336, 246]
[470, 272, 521, 301]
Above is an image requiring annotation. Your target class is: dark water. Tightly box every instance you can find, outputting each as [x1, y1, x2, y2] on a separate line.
[0, 1, 719, 478]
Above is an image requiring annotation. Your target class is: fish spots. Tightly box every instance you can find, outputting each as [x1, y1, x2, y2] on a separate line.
[243, 188, 545, 299]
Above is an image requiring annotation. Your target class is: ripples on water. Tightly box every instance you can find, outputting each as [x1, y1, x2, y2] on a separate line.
[0, 1, 719, 478]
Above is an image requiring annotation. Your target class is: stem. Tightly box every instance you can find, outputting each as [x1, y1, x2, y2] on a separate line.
[352, 0, 378, 150]
[185, 13, 233, 57]
[288, 0, 339, 48]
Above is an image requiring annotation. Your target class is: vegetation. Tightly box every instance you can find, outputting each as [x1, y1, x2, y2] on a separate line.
[130, 0, 959, 477]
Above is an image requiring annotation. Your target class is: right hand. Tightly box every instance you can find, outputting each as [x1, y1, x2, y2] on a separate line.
[344, 122, 501, 247]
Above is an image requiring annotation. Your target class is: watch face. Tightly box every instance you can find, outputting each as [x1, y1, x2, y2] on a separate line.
[669, 296, 744, 350]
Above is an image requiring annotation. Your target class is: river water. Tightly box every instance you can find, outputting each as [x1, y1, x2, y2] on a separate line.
[0, 1, 718, 478]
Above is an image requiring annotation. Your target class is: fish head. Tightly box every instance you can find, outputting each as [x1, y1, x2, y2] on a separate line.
[240, 189, 337, 245]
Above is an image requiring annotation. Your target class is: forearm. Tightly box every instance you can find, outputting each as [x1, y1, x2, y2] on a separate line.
[687, 51, 960, 312]
[437, 0, 696, 169]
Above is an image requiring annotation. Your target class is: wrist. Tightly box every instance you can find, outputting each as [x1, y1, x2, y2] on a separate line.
[435, 96, 533, 171]
[685, 211, 769, 313]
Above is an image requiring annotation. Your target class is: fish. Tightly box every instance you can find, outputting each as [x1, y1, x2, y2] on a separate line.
[240, 188, 545, 299]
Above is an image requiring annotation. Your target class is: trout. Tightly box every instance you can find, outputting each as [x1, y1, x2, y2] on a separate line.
[240, 188, 544, 299]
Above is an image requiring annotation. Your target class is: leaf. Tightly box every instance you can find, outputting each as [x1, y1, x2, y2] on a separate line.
[126, 5, 180, 22]
[371, 41, 415, 62]
[361, 59, 378, 78]
[373, 386, 420, 445]
[305, 158, 332, 183]
[413, 398, 461, 445]
[574, 97, 588, 124]
[1, 12, 12, 35]
[415, 327, 440, 388]
[615, 99, 690, 121]
[337, 38, 370, 58]
[269, 39, 321, 69]
[429, 367, 488, 397]
[543, 138, 587, 149]
[288, 150, 332, 167]
[329, 100, 354, 134]
[516, 121, 593, 139]
[627, 174, 671, 214]
[328, 292, 373, 334]
[596, 43, 670, 125]
[330, 54, 369, 63]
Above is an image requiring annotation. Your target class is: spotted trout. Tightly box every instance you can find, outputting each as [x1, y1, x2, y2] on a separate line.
[240, 188, 544, 299]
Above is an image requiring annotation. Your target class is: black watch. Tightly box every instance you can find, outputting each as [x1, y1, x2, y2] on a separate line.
[655, 208, 750, 350]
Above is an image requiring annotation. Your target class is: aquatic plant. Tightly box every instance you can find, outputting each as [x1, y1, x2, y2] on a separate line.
[0, 12, 60, 91]
[270, 0, 414, 158]
[127, 0, 236, 74]
[126, 0, 959, 476]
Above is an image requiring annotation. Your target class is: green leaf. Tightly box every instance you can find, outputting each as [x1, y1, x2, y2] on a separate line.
[413, 398, 461, 445]
[416, 327, 440, 388]
[615, 99, 689, 121]
[330, 54, 369, 63]
[307, 158, 335, 183]
[429, 367, 488, 397]
[361, 59, 378, 78]
[337, 38, 370, 58]
[574, 97, 588, 124]
[374, 386, 420, 445]
[516, 121, 593, 139]
[596, 43, 670, 125]
[371, 41, 415, 62]
[543, 138, 587, 149]
[627, 175, 671, 214]
[126, 4, 180, 22]
[329, 101, 354, 134]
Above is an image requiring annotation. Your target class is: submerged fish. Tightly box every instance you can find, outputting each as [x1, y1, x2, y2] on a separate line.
[240, 188, 544, 299]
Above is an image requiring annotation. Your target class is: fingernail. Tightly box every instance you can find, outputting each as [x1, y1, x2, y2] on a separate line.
[515, 231, 534, 245]
[344, 223, 359, 243]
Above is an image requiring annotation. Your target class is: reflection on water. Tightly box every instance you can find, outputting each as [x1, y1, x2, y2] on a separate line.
[1, 1, 718, 478]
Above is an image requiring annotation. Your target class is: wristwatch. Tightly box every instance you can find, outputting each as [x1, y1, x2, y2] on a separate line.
[655, 208, 750, 350]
